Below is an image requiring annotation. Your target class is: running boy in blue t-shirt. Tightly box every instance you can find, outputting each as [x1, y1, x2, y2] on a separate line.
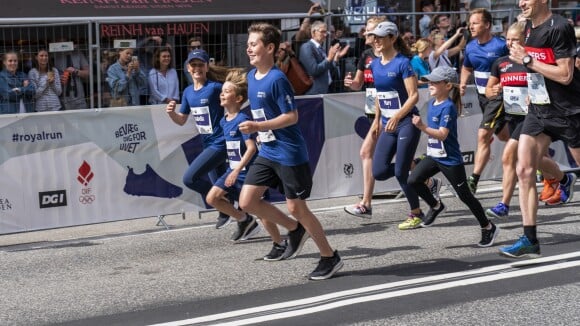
[238, 22, 343, 280]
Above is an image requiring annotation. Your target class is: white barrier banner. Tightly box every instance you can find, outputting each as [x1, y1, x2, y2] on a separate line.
[313, 87, 575, 199]
[0, 89, 575, 234]
[0, 106, 205, 234]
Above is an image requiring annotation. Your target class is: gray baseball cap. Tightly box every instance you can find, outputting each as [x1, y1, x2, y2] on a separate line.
[420, 66, 458, 83]
[366, 21, 399, 37]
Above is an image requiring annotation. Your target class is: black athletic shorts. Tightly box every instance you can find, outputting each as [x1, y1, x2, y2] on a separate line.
[506, 114, 526, 141]
[521, 111, 580, 148]
[244, 156, 313, 200]
[478, 94, 506, 134]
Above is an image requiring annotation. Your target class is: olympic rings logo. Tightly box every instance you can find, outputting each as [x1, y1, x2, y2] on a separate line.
[79, 195, 95, 204]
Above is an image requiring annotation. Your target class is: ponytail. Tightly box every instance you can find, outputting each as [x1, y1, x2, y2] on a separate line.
[394, 36, 413, 58]
[450, 83, 462, 116]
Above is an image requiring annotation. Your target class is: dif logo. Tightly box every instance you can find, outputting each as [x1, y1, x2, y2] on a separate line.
[39, 190, 67, 208]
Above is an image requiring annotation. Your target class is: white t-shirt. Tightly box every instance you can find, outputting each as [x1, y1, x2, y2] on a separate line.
[428, 50, 452, 71]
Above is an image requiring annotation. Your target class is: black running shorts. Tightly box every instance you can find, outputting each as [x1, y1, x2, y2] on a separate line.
[244, 156, 313, 200]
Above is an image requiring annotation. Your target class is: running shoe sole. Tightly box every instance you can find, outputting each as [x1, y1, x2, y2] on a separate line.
[308, 260, 344, 280]
[240, 222, 262, 241]
[343, 206, 372, 219]
[499, 250, 541, 259]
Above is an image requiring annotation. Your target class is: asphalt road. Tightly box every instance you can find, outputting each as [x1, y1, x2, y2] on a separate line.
[1, 181, 579, 326]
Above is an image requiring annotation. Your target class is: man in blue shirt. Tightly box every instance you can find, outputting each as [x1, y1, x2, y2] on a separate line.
[459, 8, 509, 193]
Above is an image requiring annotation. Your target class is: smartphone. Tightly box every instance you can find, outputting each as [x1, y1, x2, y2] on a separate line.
[209, 57, 215, 65]
[131, 56, 138, 62]
[462, 28, 470, 42]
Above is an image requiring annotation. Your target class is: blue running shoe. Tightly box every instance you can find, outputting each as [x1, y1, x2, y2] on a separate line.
[485, 202, 509, 219]
[499, 235, 541, 258]
[559, 172, 577, 203]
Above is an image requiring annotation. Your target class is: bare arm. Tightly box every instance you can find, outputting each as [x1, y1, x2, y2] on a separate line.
[166, 100, 188, 125]
[398, 76, 419, 117]
[239, 110, 299, 134]
[485, 75, 502, 99]
[413, 114, 450, 141]
[510, 43, 575, 85]
[384, 76, 419, 132]
[344, 69, 365, 91]
[433, 27, 465, 60]
[225, 137, 257, 187]
[459, 65, 473, 97]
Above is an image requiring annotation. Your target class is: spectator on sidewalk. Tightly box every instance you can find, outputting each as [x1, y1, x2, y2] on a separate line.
[0, 51, 35, 114]
[148, 46, 180, 104]
[28, 49, 62, 111]
[419, 0, 435, 38]
[299, 20, 348, 95]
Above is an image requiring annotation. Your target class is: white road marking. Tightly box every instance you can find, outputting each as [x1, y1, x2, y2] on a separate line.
[149, 251, 580, 326]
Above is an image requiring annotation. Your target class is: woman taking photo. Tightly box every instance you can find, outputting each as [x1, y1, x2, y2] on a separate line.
[106, 47, 147, 107]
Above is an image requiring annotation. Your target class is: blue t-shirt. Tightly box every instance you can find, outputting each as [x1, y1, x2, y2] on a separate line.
[220, 111, 256, 174]
[179, 80, 226, 151]
[463, 36, 508, 94]
[426, 98, 462, 166]
[247, 66, 308, 166]
[410, 55, 429, 89]
[370, 53, 419, 125]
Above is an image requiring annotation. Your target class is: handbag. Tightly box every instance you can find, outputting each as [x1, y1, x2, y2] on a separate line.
[279, 50, 313, 95]
[110, 97, 127, 107]
[109, 80, 128, 107]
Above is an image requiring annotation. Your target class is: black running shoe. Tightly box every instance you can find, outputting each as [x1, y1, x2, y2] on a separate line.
[421, 201, 446, 227]
[231, 214, 257, 242]
[215, 213, 232, 229]
[240, 216, 261, 241]
[281, 222, 309, 260]
[478, 222, 500, 247]
[308, 250, 344, 280]
[263, 240, 288, 261]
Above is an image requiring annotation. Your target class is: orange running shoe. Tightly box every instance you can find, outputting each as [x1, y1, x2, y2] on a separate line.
[539, 178, 559, 202]
[544, 188, 563, 206]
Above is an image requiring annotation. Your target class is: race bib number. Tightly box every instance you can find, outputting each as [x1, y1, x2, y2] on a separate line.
[503, 86, 528, 115]
[365, 88, 377, 115]
[226, 140, 244, 170]
[191, 106, 213, 134]
[527, 73, 551, 105]
[251, 108, 276, 143]
[426, 137, 447, 158]
[474, 71, 491, 95]
[377, 91, 401, 118]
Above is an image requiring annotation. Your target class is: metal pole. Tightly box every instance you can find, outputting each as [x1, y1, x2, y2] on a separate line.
[95, 22, 102, 109]
[88, 22, 95, 109]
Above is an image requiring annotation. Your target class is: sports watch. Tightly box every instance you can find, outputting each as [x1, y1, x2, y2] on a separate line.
[522, 55, 532, 67]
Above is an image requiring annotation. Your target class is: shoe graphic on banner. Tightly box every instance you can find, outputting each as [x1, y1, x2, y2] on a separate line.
[123, 164, 183, 198]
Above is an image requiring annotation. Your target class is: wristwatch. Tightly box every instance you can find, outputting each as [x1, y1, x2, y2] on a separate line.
[522, 55, 532, 66]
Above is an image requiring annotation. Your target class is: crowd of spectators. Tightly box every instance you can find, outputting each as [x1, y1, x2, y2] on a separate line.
[0, 1, 579, 113]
